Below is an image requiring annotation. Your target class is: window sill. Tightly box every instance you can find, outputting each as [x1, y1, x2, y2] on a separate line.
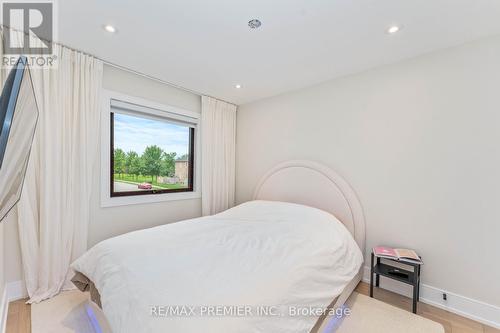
[101, 190, 201, 208]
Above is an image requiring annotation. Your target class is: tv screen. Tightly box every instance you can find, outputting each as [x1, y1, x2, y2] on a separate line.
[0, 57, 39, 222]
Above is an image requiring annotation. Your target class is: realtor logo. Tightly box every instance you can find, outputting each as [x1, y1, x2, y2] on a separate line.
[2, 1, 53, 54]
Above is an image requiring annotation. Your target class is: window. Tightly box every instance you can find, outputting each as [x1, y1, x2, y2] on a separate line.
[102, 92, 200, 206]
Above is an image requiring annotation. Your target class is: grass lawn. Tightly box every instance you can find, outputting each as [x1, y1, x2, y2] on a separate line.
[114, 174, 186, 189]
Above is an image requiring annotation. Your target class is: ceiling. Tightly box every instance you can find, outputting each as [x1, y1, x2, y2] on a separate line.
[59, 0, 500, 105]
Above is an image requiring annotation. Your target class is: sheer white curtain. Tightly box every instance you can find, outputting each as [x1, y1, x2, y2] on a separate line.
[201, 96, 237, 216]
[1, 29, 103, 302]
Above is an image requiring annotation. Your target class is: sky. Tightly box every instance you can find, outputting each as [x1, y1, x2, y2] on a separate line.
[114, 113, 189, 156]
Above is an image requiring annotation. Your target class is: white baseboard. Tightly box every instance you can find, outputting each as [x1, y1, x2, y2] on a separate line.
[0, 280, 29, 333]
[0, 287, 8, 333]
[0, 281, 29, 333]
[362, 266, 500, 329]
[6, 280, 28, 302]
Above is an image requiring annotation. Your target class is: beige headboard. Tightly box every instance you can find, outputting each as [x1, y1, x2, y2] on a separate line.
[253, 160, 365, 254]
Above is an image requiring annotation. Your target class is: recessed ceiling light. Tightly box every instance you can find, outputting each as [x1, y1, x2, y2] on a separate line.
[235, 84, 242, 89]
[103, 24, 116, 33]
[248, 19, 262, 29]
[387, 25, 401, 34]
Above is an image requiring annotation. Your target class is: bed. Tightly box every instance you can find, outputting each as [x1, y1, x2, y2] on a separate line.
[71, 160, 366, 333]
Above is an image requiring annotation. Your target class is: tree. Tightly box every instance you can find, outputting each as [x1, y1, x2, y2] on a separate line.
[160, 152, 176, 177]
[176, 154, 189, 161]
[141, 145, 163, 182]
[138, 155, 147, 178]
[130, 155, 142, 179]
[113, 148, 126, 177]
[124, 151, 136, 174]
[125, 151, 141, 179]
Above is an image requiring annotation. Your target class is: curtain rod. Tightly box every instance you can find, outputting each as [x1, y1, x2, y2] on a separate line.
[0, 25, 238, 107]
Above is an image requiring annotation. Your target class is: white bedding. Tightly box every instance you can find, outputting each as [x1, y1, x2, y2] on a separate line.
[71, 200, 363, 333]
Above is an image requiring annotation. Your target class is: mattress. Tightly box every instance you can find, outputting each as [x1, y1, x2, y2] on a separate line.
[71, 200, 363, 333]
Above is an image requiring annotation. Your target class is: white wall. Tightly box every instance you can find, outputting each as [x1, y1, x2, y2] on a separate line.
[3, 211, 21, 284]
[1, 220, 4, 297]
[88, 65, 203, 246]
[0, 220, 4, 329]
[1, 210, 19, 327]
[4, 64, 204, 286]
[236, 35, 500, 307]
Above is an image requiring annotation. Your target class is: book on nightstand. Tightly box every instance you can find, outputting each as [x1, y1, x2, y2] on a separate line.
[373, 246, 423, 265]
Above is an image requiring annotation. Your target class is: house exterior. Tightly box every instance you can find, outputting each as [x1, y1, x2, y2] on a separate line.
[175, 159, 189, 185]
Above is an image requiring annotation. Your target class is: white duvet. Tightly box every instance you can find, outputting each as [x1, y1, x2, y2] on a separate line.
[71, 200, 363, 333]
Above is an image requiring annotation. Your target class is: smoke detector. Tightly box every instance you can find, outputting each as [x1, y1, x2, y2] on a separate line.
[248, 19, 262, 29]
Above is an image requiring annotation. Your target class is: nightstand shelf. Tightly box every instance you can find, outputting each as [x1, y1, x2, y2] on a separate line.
[369, 251, 422, 313]
[373, 262, 415, 285]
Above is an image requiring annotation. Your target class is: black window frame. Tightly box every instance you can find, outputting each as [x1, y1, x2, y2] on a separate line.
[110, 111, 195, 198]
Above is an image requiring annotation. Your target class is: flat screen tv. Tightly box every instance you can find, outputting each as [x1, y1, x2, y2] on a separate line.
[0, 56, 39, 222]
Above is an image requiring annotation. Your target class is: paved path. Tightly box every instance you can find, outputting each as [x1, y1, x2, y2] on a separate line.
[114, 181, 149, 192]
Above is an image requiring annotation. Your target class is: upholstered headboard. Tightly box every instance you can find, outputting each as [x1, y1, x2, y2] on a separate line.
[253, 160, 365, 253]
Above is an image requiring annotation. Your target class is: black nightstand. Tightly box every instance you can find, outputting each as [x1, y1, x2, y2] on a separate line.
[369, 251, 422, 313]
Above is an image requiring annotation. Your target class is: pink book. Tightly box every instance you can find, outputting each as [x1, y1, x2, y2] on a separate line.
[373, 246, 422, 264]
[373, 246, 397, 258]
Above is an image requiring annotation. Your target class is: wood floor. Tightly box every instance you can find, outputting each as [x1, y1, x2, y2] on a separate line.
[6, 282, 499, 333]
[6, 298, 31, 333]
